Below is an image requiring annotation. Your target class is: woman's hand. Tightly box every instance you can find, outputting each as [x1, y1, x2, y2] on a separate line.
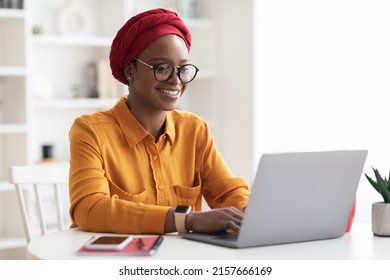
[185, 207, 244, 233]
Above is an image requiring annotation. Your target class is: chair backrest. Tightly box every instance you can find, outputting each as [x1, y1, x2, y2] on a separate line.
[8, 164, 69, 243]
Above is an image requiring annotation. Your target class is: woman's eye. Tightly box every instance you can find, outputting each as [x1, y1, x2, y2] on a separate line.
[155, 64, 170, 73]
[180, 66, 189, 74]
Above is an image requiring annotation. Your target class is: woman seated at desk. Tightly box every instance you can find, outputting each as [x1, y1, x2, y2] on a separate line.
[68, 8, 250, 235]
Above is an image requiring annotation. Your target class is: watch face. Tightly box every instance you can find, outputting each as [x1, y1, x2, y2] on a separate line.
[176, 205, 191, 213]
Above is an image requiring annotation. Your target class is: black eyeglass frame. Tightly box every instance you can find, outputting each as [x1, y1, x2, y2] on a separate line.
[133, 57, 199, 83]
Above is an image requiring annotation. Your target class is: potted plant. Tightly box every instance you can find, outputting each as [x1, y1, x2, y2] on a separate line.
[365, 168, 390, 236]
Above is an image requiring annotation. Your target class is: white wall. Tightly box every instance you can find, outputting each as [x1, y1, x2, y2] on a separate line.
[215, 0, 254, 185]
[253, 0, 390, 223]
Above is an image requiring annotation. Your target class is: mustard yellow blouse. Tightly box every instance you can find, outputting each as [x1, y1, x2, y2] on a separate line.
[69, 97, 250, 234]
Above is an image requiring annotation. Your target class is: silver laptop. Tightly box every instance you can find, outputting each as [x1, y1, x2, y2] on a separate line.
[182, 150, 368, 248]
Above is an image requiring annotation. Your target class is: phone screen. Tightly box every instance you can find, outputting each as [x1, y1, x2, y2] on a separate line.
[90, 236, 129, 245]
[85, 235, 133, 250]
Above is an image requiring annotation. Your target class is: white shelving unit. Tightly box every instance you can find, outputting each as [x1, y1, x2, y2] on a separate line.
[0, 3, 30, 253]
[29, 0, 126, 163]
[0, 0, 219, 257]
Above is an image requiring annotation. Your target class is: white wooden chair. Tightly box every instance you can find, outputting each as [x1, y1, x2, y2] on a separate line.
[8, 164, 70, 243]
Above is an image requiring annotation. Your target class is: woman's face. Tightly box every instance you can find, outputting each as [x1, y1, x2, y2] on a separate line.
[126, 34, 190, 113]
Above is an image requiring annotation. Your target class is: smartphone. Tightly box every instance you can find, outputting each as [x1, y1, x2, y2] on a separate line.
[85, 235, 133, 251]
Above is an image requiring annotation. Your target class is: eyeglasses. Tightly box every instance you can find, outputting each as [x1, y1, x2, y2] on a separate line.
[133, 58, 199, 83]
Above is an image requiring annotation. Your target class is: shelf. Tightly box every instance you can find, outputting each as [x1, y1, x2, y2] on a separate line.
[0, 8, 25, 19]
[31, 35, 112, 47]
[0, 237, 26, 250]
[33, 98, 118, 109]
[0, 67, 26, 77]
[0, 124, 27, 134]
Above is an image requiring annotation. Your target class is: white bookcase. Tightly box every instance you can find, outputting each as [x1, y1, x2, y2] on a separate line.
[0, 0, 219, 257]
[0, 7, 28, 178]
[0, 4, 29, 253]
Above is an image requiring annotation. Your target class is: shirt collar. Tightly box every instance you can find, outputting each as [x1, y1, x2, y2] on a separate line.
[164, 112, 175, 144]
[112, 97, 176, 148]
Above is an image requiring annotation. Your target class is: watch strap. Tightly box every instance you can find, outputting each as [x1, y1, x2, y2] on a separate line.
[175, 213, 188, 233]
[174, 205, 191, 233]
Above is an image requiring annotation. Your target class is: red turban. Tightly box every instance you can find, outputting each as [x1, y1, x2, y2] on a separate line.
[109, 8, 192, 84]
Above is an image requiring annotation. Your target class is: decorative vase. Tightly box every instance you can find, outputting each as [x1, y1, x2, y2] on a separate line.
[372, 202, 390, 236]
[31, 72, 54, 100]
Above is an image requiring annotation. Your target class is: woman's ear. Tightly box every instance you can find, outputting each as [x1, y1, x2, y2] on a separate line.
[125, 62, 136, 83]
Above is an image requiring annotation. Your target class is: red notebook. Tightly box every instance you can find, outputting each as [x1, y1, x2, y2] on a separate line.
[77, 236, 163, 256]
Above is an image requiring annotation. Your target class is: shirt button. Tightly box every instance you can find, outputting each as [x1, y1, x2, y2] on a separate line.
[158, 185, 164, 190]
[152, 155, 158, 160]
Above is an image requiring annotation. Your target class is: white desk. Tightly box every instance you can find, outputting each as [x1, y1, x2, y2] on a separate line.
[27, 223, 390, 260]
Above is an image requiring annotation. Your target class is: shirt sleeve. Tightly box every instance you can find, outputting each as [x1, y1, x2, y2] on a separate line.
[198, 121, 250, 211]
[69, 117, 169, 234]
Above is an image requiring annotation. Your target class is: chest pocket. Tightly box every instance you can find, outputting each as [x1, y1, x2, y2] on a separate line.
[109, 181, 148, 203]
[173, 172, 201, 208]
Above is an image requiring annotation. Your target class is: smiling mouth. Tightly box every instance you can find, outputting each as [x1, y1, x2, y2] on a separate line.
[158, 88, 181, 98]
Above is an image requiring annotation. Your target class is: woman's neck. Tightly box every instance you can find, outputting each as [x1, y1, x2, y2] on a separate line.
[126, 97, 166, 141]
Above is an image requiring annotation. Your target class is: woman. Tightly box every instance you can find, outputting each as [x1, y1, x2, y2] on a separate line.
[69, 8, 250, 234]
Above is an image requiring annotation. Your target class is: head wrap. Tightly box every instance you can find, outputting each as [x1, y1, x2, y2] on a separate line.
[109, 8, 192, 84]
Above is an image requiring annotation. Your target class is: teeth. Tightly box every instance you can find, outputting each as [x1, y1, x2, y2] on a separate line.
[160, 89, 180, 96]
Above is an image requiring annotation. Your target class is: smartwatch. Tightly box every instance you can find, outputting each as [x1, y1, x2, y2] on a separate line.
[174, 205, 192, 233]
